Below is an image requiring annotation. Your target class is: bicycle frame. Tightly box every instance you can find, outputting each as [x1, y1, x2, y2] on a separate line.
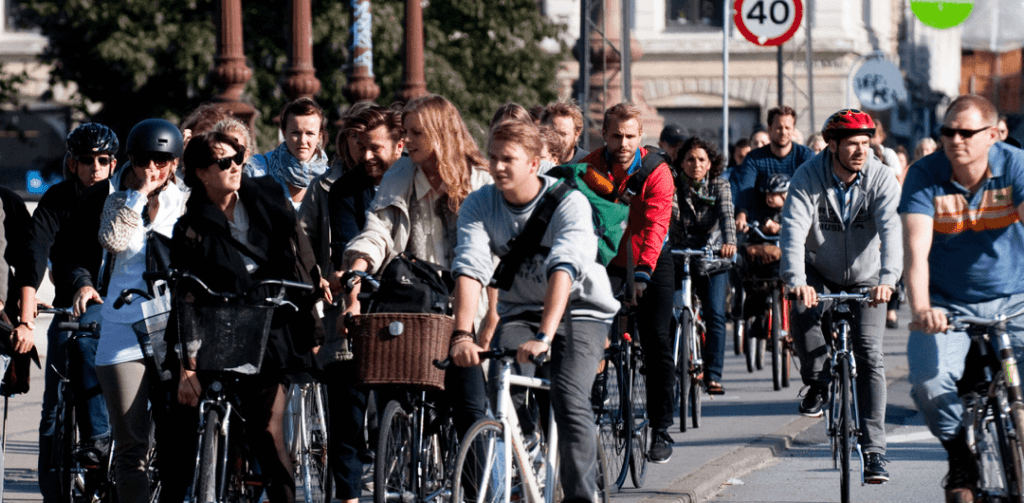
[670, 248, 710, 371]
[187, 379, 240, 503]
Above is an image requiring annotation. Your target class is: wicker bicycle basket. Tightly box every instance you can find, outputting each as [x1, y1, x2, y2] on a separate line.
[175, 298, 275, 375]
[349, 313, 454, 391]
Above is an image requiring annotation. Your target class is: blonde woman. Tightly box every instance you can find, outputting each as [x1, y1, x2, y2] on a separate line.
[340, 94, 495, 440]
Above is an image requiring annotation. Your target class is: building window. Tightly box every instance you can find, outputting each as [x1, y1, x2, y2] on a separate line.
[666, 0, 724, 32]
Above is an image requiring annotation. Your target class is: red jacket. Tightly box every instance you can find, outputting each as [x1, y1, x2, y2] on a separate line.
[581, 147, 675, 275]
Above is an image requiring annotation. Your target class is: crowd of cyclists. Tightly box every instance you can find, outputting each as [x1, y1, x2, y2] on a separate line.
[0, 90, 1018, 503]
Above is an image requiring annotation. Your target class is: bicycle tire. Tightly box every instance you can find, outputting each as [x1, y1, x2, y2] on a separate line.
[300, 384, 331, 503]
[678, 311, 692, 433]
[994, 377, 1024, 502]
[596, 347, 629, 491]
[451, 419, 517, 503]
[629, 349, 648, 488]
[839, 357, 853, 503]
[732, 315, 744, 356]
[197, 407, 221, 503]
[692, 322, 703, 429]
[375, 400, 414, 503]
[57, 395, 77, 503]
[755, 337, 766, 371]
[744, 319, 756, 373]
[771, 289, 783, 391]
[146, 420, 161, 503]
[618, 342, 635, 488]
[1010, 405, 1024, 501]
[596, 429, 612, 503]
[782, 342, 792, 388]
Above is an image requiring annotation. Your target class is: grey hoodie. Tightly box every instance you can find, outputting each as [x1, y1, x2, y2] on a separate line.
[780, 150, 903, 289]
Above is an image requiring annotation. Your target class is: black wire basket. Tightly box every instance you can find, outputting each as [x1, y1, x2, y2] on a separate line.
[175, 298, 276, 375]
[132, 312, 173, 382]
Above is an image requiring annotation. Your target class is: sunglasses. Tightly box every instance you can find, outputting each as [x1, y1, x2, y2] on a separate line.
[131, 154, 175, 169]
[212, 150, 245, 171]
[940, 125, 993, 139]
[74, 154, 113, 166]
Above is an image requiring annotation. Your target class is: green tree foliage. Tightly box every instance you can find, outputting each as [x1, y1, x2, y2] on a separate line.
[15, 0, 567, 153]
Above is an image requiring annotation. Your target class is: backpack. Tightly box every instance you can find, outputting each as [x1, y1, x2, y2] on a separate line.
[367, 252, 454, 315]
[491, 148, 667, 290]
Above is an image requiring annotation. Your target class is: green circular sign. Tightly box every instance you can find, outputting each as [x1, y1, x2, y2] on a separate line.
[910, 0, 974, 29]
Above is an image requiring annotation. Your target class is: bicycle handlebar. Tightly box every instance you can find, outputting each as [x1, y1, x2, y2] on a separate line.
[57, 321, 100, 335]
[784, 289, 872, 303]
[340, 270, 381, 294]
[37, 306, 74, 317]
[924, 305, 1024, 332]
[433, 348, 534, 370]
[129, 269, 314, 306]
[747, 221, 781, 242]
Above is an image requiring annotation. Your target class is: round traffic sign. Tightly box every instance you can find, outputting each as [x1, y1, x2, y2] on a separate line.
[734, 0, 804, 47]
[853, 58, 907, 111]
[910, 0, 974, 29]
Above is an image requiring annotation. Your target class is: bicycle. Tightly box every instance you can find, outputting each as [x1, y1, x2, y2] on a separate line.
[930, 306, 1024, 502]
[593, 296, 648, 490]
[136, 269, 314, 503]
[340, 270, 459, 503]
[37, 307, 117, 503]
[283, 379, 331, 503]
[442, 349, 610, 503]
[669, 247, 710, 433]
[788, 289, 871, 503]
[740, 223, 793, 390]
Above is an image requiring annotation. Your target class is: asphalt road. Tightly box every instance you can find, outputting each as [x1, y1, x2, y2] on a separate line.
[3, 275, 934, 503]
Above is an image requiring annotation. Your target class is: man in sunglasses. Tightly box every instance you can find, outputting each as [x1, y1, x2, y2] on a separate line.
[23, 123, 118, 503]
[902, 94, 1024, 503]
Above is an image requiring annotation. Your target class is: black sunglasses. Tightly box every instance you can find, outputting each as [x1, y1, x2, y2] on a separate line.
[74, 154, 113, 166]
[131, 153, 175, 168]
[940, 125, 993, 139]
[212, 150, 245, 171]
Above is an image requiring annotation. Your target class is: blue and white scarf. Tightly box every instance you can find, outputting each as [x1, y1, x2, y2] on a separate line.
[264, 141, 329, 189]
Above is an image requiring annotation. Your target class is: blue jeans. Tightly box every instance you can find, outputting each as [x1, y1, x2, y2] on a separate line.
[39, 305, 110, 502]
[908, 291, 1024, 442]
[692, 270, 729, 383]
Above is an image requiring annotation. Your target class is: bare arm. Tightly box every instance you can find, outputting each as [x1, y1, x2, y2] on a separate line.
[903, 213, 945, 333]
[450, 275, 486, 367]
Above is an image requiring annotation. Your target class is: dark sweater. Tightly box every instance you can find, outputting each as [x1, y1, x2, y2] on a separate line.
[327, 166, 377, 270]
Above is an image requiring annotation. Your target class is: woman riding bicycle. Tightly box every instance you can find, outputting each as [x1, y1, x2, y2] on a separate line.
[163, 131, 327, 503]
[95, 119, 188, 503]
[339, 94, 495, 440]
[669, 137, 736, 395]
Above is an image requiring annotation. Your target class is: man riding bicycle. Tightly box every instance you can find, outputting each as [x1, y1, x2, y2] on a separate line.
[780, 109, 902, 484]
[901, 94, 1024, 503]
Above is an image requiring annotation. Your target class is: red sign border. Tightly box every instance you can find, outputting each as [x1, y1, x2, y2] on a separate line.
[733, 0, 804, 47]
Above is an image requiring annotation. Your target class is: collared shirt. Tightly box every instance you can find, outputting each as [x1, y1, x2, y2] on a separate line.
[831, 171, 863, 226]
[228, 194, 258, 274]
[407, 166, 458, 268]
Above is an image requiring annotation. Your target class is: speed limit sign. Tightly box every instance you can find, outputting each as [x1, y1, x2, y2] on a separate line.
[734, 0, 803, 46]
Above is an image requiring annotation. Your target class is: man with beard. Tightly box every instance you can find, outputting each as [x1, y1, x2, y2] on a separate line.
[780, 109, 902, 485]
[579, 103, 676, 462]
[542, 101, 589, 164]
[734, 106, 815, 232]
[324, 103, 405, 503]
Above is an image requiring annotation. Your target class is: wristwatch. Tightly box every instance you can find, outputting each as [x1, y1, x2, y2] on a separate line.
[535, 332, 554, 345]
[18, 321, 35, 330]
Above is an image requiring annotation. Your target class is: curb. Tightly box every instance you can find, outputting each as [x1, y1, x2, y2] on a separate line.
[637, 364, 911, 503]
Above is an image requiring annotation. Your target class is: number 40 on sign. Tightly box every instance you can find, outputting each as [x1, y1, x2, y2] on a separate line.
[734, 0, 804, 46]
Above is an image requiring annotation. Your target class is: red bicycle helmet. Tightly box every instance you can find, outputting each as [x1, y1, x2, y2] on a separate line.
[821, 109, 876, 142]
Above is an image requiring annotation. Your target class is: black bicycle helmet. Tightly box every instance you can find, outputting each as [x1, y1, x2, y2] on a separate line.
[66, 123, 119, 156]
[763, 173, 791, 194]
[126, 118, 184, 158]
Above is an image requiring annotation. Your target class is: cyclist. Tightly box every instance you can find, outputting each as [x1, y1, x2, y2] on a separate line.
[780, 109, 902, 484]
[25, 123, 117, 502]
[900, 94, 1024, 503]
[94, 118, 188, 503]
[340, 94, 494, 441]
[579, 103, 675, 462]
[734, 106, 815, 233]
[541, 101, 589, 165]
[325, 103, 406, 503]
[449, 118, 619, 503]
[669, 136, 736, 394]
[247, 97, 331, 209]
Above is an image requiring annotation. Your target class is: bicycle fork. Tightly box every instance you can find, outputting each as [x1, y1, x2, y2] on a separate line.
[829, 321, 864, 483]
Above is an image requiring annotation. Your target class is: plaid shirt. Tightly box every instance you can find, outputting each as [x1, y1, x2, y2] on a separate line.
[670, 174, 736, 250]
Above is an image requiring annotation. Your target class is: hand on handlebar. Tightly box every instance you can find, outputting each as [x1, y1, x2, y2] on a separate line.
[720, 243, 736, 259]
[909, 307, 948, 334]
[12, 324, 34, 354]
[868, 285, 893, 308]
[178, 367, 201, 407]
[735, 213, 749, 233]
[73, 286, 103, 317]
[762, 220, 781, 235]
[791, 285, 818, 308]
[450, 339, 486, 367]
[517, 339, 550, 365]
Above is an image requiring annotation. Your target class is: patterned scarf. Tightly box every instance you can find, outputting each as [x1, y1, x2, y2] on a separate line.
[265, 141, 329, 189]
[683, 173, 717, 205]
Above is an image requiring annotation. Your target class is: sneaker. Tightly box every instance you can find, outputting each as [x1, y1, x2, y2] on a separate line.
[863, 453, 889, 483]
[942, 461, 978, 503]
[648, 430, 673, 464]
[798, 386, 827, 418]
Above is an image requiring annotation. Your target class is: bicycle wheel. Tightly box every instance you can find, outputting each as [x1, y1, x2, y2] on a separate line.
[732, 315, 744, 356]
[596, 431, 611, 503]
[300, 384, 331, 503]
[770, 289, 783, 391]
[993, 376, 1024, 501]
[744, 319, 756, 373]
[375, 400, 414, 503]
[755, 338, 766, 371]
[691, 325, 703, 430]
[197, 407, 222, 503]
[677, 311, 692, 433]
[781, 341, 792, 388]
[451, 419, 518, 503]
[596, 346, 629, 491]
[629, 349, 648, 488]
[838, 357, 853, 503]
[55, 395, 78, 503]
